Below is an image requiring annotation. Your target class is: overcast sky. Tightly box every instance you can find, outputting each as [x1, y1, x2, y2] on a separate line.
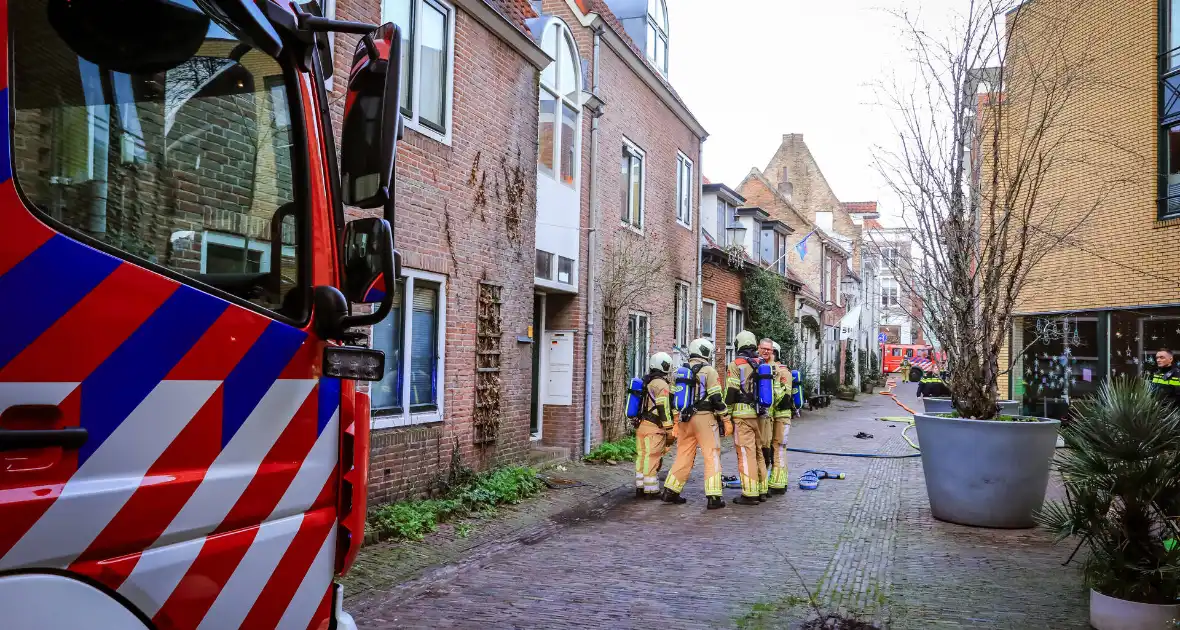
[667, 0, 958, 221]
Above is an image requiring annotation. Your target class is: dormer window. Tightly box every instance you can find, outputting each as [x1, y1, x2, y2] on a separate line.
[646, 0, 669, 75]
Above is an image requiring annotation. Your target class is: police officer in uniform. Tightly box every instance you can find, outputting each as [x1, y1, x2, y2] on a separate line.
[634, 352, 674, 499]
[1151, 348, 1180, 408]
[916, 370, 952, 398]
[662, 338, 727, 509]
[726, 331, 766, 506]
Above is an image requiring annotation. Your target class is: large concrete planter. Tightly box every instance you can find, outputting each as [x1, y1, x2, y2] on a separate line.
[914, 412, 1059, 528]
[921, 398, 1021, 415]
[1090, 589, 1180, 630]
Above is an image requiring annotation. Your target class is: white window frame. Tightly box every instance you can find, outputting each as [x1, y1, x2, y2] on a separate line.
[371, 268, 448, 430]
[538, 20, 582, 189]
[675, 151, 693, 230]
[716, 199, 734, 246]
[381, 0, 456, 145]
[673, 281, 691, 351]
[835, 264, 843, 307]
[199, 231, 295, 274]
[646, 0, 669, 75]
[621, 138, 646, 233]
[881, 278, 899, 308]
[725, 305, 744, 365]
[701, 299, 717, 341]
[627, 311, 651, 380]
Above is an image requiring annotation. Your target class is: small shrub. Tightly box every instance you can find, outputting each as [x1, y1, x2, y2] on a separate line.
[369, 499, 460, 541]
[368, 466, 543, 541]
[585, 436, 637, 463]
[1037, 376, 1180, 603]
[820, 369, 840, 394]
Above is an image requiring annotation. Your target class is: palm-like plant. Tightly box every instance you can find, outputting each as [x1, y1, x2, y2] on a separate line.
[1036, 377, 1180, 604]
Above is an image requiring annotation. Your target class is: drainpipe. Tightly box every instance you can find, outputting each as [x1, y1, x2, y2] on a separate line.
[694, 141, 703, 340]
[582, 26, 604, 456]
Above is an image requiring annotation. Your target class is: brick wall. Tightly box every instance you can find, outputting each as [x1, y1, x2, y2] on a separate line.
[540, 0, 702, 447]
[701, 258, 743, 372]
[763, 133, 863, 270]
[992, 0, 1179, 391]
[333, 0, 540, 503]
[997, 0, 1177, 312]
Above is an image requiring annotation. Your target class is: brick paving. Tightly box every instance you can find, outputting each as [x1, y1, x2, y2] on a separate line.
[349, 383, 1089, 629]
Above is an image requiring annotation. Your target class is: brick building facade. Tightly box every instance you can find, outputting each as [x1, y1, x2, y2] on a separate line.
[329, 0, 549, 503]
[989, 0, 1180, 417]
[529, 0, 706, 453]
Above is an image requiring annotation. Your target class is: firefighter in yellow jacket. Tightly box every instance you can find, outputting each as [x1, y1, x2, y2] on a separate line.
[726, 330, 766, 505]
[662, 338, 727, 509]
[634, 352, 674, 499]
[756, 338, 777, 497]
[768, 341, 792, 494]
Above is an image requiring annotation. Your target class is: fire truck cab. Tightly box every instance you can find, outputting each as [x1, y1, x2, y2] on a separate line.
[0, 1, 405, 628]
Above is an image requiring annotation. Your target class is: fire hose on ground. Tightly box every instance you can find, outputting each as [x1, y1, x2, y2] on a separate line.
[783, 380, 922, 459]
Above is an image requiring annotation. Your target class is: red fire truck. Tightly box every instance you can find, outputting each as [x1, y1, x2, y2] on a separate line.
[0, 1, 406, 627]
[881, 343, 942, 378]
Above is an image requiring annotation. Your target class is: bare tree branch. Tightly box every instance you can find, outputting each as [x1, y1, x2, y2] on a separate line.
[868, 0, 1138, 418]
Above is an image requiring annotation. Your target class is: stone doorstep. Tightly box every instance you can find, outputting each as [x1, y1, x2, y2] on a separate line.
[527, 444, 572, 468]
[344, 461, 635, 615]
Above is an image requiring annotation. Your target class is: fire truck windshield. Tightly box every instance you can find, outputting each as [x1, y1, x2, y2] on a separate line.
[11, 0, 309, 322]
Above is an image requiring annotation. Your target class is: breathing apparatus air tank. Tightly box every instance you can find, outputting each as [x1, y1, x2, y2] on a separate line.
[673, 365, 694, 414]
[791, 370, 803, 408]
[756, 363, 774, 408]
[625, 377, 645, 418]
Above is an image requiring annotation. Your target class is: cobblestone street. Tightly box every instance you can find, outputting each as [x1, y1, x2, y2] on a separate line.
[350, 383, 1088, 629]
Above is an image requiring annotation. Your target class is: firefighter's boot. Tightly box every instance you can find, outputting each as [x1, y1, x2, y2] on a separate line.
[661, 488, 686, 504]
[769, 419, 790, 494]
[734, 495, 760, 506]
[707, 496, 726, 510]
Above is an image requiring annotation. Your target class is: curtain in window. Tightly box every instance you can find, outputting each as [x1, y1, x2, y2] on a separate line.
[418, 2, 447, 130]
[410, 281, 439, 409]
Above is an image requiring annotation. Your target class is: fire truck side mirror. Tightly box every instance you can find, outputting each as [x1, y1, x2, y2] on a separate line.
[311, 218, 398, 345]
[339, 22, 404, 211]
[341, 217, 400, 306]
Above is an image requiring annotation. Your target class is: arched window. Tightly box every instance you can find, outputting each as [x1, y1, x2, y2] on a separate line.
[646, 0, 669, 74]
[538, 22, 581, 186]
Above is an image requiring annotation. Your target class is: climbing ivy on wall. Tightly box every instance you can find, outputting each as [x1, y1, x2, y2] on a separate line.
[742, 266, 800, 363]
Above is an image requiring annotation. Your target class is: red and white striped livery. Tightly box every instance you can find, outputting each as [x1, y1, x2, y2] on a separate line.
[0, 2, 405, 628]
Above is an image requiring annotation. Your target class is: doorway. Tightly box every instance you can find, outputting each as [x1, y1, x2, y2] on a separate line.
[530, 293, 546, 439]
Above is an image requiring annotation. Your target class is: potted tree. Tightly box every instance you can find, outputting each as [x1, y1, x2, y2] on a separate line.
[1037, 377, 1180, 630]
[871, 0, 1127, 528]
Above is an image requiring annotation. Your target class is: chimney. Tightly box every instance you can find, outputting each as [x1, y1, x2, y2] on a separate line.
[777, 166, 793, 199]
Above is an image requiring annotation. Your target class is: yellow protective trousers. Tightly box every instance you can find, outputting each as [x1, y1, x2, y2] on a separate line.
[769, 415, 791, 490]
[634, 420, 667, 495]
[733, 416, 762, 498]
[664, 412, 724, 497]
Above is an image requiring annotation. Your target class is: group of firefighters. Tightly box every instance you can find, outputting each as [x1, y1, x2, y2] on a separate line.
[631, 330, 796, 510]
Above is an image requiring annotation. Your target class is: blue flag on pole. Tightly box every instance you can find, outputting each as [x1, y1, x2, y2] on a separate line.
[795, 230, 816, 261]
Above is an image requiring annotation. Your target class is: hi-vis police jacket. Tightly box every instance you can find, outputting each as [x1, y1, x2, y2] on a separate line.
[1151, 365, 1180, 408]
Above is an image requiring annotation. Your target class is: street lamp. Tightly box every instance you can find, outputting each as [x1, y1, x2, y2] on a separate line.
[725, 223, 747, 248]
